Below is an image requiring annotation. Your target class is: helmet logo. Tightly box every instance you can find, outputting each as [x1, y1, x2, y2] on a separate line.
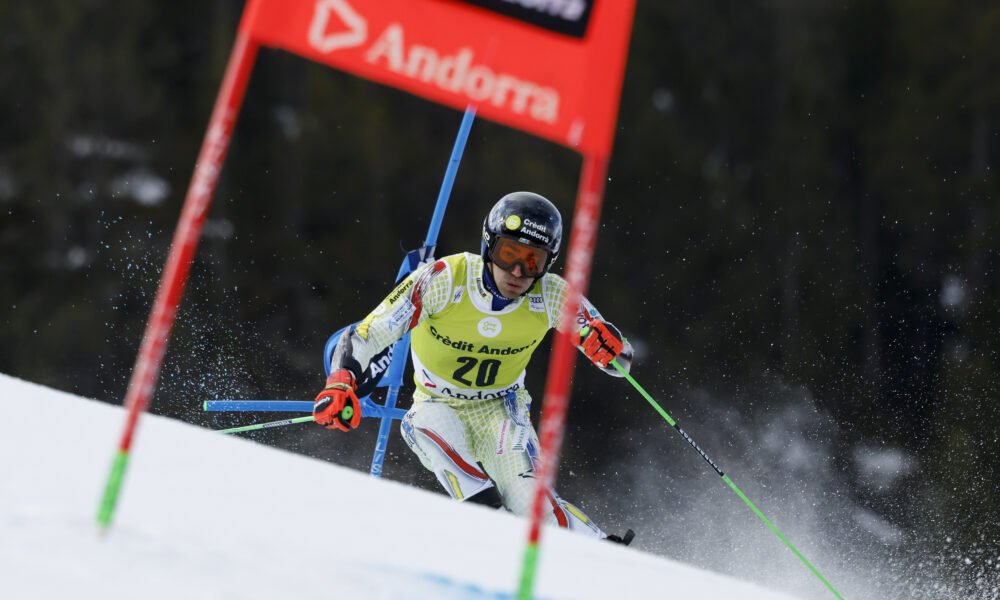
[504, 215, 522, 231]
[478, 317, 502, 338]
[518, 218, 552, 244]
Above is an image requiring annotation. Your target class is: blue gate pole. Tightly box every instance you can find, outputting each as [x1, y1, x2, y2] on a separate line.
[368, 106, 477, 477]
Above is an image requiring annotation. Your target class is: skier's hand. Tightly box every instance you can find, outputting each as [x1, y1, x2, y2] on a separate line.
[313, 369, 361, 431]
[579, 319, 626, 369]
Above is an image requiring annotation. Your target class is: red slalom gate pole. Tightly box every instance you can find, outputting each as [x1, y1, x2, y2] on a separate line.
[517, 154, 608, 598]
[97, 28, 260, 530]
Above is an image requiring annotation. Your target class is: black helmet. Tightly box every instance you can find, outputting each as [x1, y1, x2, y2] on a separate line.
[481, 191, 562, 276]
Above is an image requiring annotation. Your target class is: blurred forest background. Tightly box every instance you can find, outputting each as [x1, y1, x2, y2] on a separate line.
[2, 1, 999, 598]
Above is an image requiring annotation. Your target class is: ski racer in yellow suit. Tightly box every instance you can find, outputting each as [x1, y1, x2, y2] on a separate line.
[313, 191, 634, 544]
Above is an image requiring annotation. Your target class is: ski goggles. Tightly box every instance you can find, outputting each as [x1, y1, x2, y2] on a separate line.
[489, 235, 549, 278]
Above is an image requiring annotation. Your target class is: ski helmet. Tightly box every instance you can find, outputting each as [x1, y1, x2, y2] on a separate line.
[481, 192, 562, 277]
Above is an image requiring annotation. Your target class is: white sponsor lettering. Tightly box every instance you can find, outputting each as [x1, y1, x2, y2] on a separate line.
[307, 3, 560, 125]
[364, 25, 559, 123]
[308, 0, 367, 53]
[517, 226, 550, 244]
[519, 218, 552, 243]
[368, 350, 393, 378]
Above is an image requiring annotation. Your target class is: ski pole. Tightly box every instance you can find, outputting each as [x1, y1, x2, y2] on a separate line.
[215, 415, 314, 435]
[204, 400, 313, 412]
[609, 358, 844, 600]
[366, 105, 477, 477]
[202, 400, 407, 420]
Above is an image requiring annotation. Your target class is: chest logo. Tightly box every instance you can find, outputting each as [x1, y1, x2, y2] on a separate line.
[477, 317, 503, 338]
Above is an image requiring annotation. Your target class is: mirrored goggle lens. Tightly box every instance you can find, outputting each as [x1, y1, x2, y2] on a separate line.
[490, 236, 548, 277]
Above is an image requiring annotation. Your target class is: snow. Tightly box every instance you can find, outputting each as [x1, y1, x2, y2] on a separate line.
[0, 373, 799, 600]
[852, 445, 918, 489]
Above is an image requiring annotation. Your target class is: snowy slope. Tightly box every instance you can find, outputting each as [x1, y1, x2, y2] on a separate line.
[0, 373, 799, 600]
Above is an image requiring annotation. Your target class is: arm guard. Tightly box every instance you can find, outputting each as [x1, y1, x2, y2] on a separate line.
[329, 259, 452, 378]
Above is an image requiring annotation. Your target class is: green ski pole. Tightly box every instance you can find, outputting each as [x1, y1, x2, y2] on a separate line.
[610, 359, 844, 600]
[216, 416, 314, 435]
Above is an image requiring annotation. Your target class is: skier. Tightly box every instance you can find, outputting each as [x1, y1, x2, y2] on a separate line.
[314, 191, 634, 544]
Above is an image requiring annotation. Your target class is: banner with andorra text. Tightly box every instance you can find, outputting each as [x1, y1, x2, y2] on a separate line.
[241, 0, 636, 156]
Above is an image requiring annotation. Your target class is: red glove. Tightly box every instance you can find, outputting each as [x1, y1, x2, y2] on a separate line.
[579, 319, 625, 368]
[313, 369, 361, 431]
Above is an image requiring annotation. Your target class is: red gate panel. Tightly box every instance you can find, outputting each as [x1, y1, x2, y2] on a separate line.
[242, 0, 635, 156]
